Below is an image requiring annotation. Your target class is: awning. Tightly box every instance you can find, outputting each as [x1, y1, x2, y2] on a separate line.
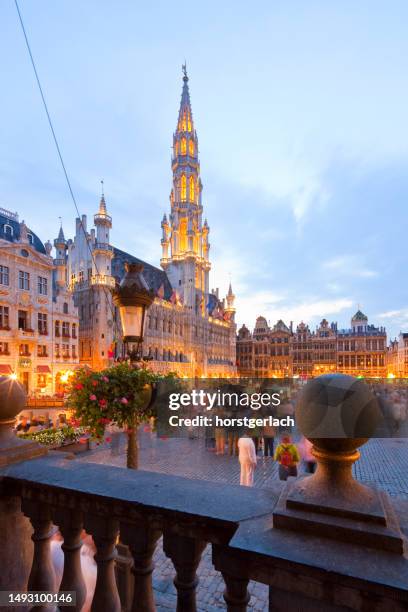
[0, 365, 12, 374]
[36, 365, 51, 373]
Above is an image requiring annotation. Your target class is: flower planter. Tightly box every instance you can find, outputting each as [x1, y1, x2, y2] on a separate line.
[54, 438, 90, 454]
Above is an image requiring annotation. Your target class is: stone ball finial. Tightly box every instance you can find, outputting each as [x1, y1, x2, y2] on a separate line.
[293, 374, 382, 509]
[295, 373, 381, 453]
[0, 376, 26, 421]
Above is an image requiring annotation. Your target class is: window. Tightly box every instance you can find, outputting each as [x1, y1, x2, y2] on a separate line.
[38, 276, 48, 295]
[19, 271, 30, 290]
[62, 322, 70, 337]
[19, 344, 30, 356]
[55, 343, 60, 358]
[38, 313, 48, 334]
[79, 271, 84, 283]
[0, 306, 9, 329]
[4, 224, 13, 236]
[72, 324, 77, 339]
[18, 310, 28, 330]
[37, 345, 47, 357]
[55, 321, 60, 337]
[0, 265, 9, 286]
[189, 176, 195, 202]
[62, 343, 69, 358]
[72, 345, 77, 358]
[181, 175, 187, 201]
[180, 137, 187, 155]
[63, 302, 68, 314]
[27, 234, 33, 244]
[189, 139, 194, 156]
[37, 374, 47, 388]
[0, 342, 9, 354]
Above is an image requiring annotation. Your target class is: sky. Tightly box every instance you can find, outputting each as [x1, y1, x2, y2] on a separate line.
[1, 1, 408, 338]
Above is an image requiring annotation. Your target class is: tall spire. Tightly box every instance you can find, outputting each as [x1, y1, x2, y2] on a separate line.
[161, 68, 210, 312]
[176, 64, 194, 135]
[55, 218, 66, 247]
[99, 179, 107, 215]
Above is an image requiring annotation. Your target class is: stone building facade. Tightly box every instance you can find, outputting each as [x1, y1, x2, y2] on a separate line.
[0, 207, 79, 395]
[66, 69, 236, 377]
[387, 332, 408, 378]
[237, 310, 387, 378]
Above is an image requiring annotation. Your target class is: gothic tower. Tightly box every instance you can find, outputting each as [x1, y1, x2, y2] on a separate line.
[160, 66, 211, 316]
[54, 224, 68, 288]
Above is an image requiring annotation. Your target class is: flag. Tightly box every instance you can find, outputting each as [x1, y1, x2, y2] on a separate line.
[206, 293, 218, 315]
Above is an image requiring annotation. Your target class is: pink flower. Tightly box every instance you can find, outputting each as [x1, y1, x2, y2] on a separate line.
[102, 376, 109, 382]
[105, 437, 111, 443]
[99, 399, 107, 407]
[89, 394, 97, 401]
[120, 397, 128, 405]
[92, 380, 98, 387]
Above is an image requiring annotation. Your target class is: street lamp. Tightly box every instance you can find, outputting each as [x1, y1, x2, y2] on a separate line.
[112, 262, 155, 361]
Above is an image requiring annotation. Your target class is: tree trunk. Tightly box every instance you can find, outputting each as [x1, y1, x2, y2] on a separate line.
[126, 429, 138, 469]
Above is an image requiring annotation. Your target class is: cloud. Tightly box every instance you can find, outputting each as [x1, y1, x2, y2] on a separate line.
[323, 255, 378, 278]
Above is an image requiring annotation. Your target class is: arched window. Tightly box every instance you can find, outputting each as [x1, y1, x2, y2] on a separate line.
[187, 113, 192, 132]
[4, 224, 13, 237]
[174, 141, 179, 156]
[27, 233, 33, 244]
[189, 176, 195, 202]
[189, 139, 194, 156]
[181, 175, 187, 201]
[181, 113, 187, 131]
[180, 137, 187, 155]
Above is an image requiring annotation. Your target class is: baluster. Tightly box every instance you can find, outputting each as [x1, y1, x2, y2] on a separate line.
[84, 515, 121, 612]
[120, 521, 161, 612]
[54, 509, 86, 611]
[221, 571, 250, 612]
[22, 500, 57, 612]
[213, 544, 250, 612]
[163, 533, 206, 612]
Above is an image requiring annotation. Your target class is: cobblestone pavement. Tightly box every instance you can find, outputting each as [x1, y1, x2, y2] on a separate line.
[78, 435, 408, 611]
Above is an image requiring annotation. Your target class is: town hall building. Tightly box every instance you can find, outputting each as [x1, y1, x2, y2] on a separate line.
[65, 68, 237, 377]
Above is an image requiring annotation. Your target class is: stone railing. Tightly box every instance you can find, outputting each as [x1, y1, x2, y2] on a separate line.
[1, 375, 408, 612]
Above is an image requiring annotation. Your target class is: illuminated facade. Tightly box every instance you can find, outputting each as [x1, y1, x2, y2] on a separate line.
[67, 68, 236, 377]
[387, 333, 408, 377]
[237, 310, 387, 378]
[0, 208, 79, 395]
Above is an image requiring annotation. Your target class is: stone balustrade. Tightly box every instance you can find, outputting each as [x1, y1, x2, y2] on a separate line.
[0, 455, 407, 612]
[1, 374, 408, 611]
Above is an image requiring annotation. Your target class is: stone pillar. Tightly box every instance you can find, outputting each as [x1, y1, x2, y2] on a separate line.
[212, 545, 250, 612]
[120, 521, 161, 612]
[163, 533, 206, 612]
[0, 376, 47, 596]
[84, 515, 121, 612]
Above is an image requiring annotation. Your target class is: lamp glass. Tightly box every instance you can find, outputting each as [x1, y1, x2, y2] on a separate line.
[119, 304, 144, 340]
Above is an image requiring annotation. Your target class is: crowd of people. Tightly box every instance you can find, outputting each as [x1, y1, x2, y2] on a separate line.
[236, 431, 315, 486]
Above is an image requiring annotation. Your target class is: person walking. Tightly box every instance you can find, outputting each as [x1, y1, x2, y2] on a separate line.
[274, 434, 300, 481]
[298, 436, 316, 474]
[238, 432, 257, 486]
[262, 422, 276, 457]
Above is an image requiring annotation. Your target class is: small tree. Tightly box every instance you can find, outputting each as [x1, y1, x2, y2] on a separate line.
[67, 362, 176, 469]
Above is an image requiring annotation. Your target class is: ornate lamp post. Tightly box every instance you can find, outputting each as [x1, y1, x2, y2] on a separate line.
[112, 263, 155, 362]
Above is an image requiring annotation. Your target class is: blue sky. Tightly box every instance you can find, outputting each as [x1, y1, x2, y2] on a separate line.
[1, 1, 408, 338]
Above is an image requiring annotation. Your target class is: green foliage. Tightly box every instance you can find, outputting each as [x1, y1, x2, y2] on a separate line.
[66, 362, 177, 440]
[19, 425, 86, 447]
